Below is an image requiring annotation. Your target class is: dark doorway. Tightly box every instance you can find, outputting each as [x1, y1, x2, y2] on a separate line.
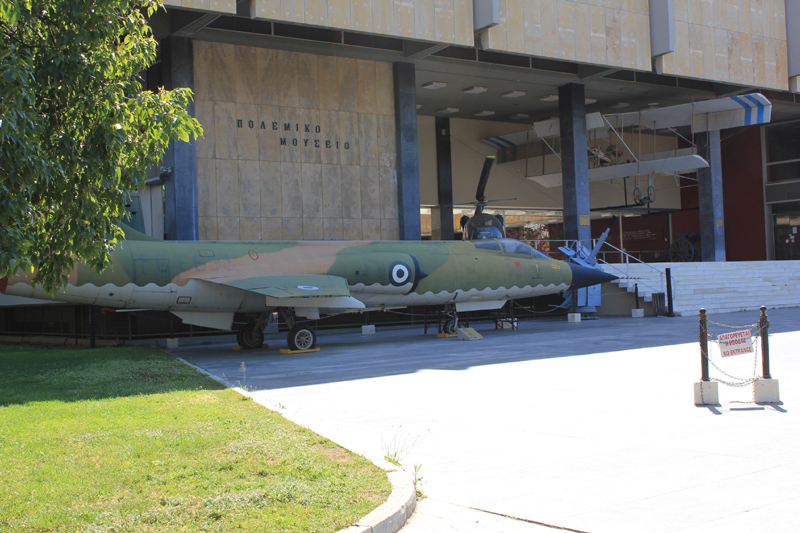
[772, 201, 800, 260]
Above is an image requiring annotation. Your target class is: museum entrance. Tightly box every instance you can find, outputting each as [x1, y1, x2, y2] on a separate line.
[772, 201, 800, 260]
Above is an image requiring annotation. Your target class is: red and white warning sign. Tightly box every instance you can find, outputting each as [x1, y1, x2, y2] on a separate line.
[716, 329, 755, 357]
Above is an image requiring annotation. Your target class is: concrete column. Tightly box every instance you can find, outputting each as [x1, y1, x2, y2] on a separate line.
[433, 116, 454, 240]
[558, 83, 592, 247]
[649, 0, 675, 57]
[394, 62, 422, 241]
[697, 130, 726, 261]
[787, 1, 800, 82]
[161, 36, 198, 241]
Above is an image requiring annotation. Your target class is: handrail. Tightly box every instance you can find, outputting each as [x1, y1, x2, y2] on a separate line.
[525, 239, 669, 262]
[596, 242, 664, 294]
[525, 239, 666, 295]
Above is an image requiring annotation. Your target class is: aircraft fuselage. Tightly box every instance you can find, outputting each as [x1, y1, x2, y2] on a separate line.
[2, 237, 615, 341]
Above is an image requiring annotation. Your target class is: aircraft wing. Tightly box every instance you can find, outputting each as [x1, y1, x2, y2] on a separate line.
[528, 154, 709, 188]
[482, 94, 771, 152]
[639, 93, 771, 132]
[609, 94, 772, 132]
[481, 113, 605, 148]
[201, 275, 365, 309]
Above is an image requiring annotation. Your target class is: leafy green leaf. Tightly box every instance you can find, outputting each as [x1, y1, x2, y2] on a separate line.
[0, 0, 203, 292]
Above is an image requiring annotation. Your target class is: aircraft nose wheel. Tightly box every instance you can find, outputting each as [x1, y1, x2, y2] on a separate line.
[443, 317, 459, 335]
[288, 325, 317, 351]
[237, 324, 265, 350]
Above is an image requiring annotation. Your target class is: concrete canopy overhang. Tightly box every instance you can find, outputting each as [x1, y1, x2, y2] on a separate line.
[151, 8, 800, 125]
[151, 7, 800, 231]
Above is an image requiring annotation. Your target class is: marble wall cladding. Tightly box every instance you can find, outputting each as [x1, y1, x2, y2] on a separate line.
[360, 166, 381, 219]
[194, 42, 399, 241]
[484, 0, 652, 71]
[217, 216, 241, 240]
[479, 0, 789, 89]
[238, 160, 261, 217]
[259, 161, 282, 218]
[362, 219, 383, 240]
[342, 218, 364, 240]
[197, 158, 217, 218]
[324, 218, 345, 240]
[655, 0, 789, 90]
[340, 165, 362, 219]
[249, 0, 473, 46]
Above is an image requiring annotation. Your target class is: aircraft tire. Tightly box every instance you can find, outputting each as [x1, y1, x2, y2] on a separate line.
[238, 325, 264, 350]
[443, 318, 458, 335]
[288, 325, 316, 351]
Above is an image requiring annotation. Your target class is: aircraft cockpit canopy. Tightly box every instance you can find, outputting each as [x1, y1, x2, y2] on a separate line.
[464, 213, 504, 240]
[472, 239, 554, 260]
[498, 239, 531, 255]
[469, 225, 503, 240]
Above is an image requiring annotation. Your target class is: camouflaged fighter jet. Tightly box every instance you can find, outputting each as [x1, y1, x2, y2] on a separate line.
[1, 225, 616, 350]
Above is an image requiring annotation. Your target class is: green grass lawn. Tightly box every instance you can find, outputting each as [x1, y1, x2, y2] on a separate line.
[0, 345, 390, 532]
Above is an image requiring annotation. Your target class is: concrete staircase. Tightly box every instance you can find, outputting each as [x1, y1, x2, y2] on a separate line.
[599, 260, 800, 316]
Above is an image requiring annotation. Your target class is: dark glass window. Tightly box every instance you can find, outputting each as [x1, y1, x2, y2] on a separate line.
[765, 122, 800, 163]
[766, 160, 800, 183]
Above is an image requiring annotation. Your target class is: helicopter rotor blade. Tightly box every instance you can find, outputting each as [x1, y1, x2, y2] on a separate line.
[475, 156, 496, 203]
[484, 197, 517, 204]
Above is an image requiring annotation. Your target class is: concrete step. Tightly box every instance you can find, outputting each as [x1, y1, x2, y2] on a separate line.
[600, 261, 800, 316]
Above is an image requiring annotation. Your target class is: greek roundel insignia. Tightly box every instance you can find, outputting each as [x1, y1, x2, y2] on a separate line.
[389, 262, 411, 286]
[296, 285, 321, 291]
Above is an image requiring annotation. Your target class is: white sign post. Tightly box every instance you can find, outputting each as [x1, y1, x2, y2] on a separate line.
[716, 329, 755, 358]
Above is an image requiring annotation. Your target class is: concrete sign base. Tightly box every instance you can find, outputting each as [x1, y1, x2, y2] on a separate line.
[754, 378, 780, 403]
[694, 381, 719, 405]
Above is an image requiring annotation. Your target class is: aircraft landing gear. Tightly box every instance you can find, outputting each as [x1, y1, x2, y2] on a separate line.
[442, 310, 459, 335]
[279, 308, 318, 351]
[237, 326, 264, 350]
[236, 312, 271, 350]
[288, 324, 317, 351]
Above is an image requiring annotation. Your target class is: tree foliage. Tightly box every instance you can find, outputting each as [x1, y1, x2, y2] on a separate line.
[0, 0, 202, 292]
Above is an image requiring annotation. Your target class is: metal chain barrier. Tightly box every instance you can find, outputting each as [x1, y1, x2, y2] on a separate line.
[706, 319, 760, 330]
[697, 307, 773, 403]
[704, 337, 760, 388]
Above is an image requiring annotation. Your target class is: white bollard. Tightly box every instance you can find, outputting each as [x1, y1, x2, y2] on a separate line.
[754, 379, 780, 403]
[693, 381, 719, 405]
[567, 313, 581, 323]
[631, 308, 645, 318]
[362, 325, 376, 335]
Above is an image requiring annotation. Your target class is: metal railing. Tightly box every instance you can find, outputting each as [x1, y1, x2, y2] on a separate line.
[525, 239, 667, 296]
[595, 241, 665, 295]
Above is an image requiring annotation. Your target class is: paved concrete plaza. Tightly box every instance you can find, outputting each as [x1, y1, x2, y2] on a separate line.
[179, 307, 800, 533]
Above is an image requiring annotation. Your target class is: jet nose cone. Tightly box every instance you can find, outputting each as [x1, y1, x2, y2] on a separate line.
[569, 263, 618, 289]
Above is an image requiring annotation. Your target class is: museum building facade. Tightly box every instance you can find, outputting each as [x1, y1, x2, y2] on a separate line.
[135, 1, 799, 262]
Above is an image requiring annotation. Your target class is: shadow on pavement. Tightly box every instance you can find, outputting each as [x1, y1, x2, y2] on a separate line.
[180, 307, 800, 391]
